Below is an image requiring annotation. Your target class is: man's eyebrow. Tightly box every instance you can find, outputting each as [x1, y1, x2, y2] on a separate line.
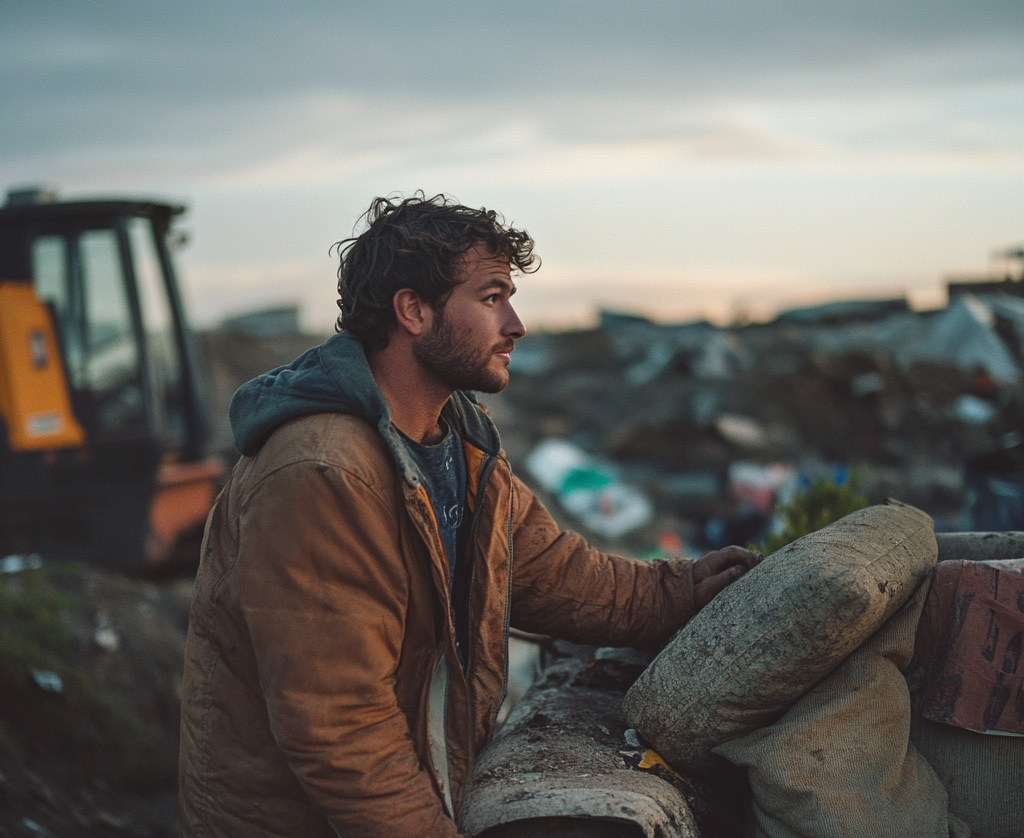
[483, 277, 517, 295]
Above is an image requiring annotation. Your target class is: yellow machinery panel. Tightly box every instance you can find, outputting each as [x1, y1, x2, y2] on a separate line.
[0, 282, 86, 451]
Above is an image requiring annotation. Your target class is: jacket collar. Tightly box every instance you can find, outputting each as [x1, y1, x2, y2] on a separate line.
[229, 332, 502, 483]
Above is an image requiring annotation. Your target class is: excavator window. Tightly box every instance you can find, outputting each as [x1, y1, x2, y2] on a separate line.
[127, 217, 186, 448]
[30, 236, 68, 315]
[31, 233, 87, 392]
[26, 226, 147, 439]
[27, 218, 191, 448]
[78, 228, 146, 437]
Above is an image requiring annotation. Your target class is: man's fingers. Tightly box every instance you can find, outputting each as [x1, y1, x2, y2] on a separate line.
[694, 564, 749, 611]
[692, 546, 764, 583]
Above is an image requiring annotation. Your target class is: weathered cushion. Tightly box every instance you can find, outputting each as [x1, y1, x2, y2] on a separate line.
[622, 501, 937, 773]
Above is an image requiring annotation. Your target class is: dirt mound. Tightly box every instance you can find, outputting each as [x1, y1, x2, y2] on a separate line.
[0, 563, 191, 837]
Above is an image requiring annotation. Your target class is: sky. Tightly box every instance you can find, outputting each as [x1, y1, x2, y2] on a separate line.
[1, 1, 1022, 332]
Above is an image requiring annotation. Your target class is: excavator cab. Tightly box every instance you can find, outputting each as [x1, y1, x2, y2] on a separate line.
[0, 188, 222, 570]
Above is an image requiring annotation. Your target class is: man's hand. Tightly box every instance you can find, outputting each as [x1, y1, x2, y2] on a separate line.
[692, 546, 763, 611]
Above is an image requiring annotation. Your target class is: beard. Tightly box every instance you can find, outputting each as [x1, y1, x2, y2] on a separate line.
[413, 308, 512, 394]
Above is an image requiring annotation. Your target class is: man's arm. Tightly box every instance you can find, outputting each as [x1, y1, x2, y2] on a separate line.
[235, 461, 460, 837]
[508, 474, 759, 648]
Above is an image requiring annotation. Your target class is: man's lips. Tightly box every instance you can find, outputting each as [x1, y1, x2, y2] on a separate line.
[494, 344, 514, 363]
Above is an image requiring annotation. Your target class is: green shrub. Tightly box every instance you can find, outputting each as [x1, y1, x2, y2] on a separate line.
[754, 473, 870, 556]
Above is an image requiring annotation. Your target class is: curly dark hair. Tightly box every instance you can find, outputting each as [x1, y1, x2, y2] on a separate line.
[333, 193, 538, 350]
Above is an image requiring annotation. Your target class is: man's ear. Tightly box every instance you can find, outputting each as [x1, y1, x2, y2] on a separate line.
[393, 288, 434, 337]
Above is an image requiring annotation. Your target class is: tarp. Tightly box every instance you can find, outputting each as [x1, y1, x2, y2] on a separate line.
[810, 295, 1022, 385]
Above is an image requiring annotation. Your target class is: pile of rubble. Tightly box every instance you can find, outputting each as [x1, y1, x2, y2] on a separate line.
[197, 291, 1024, 556]
[491, 292, 1024, 555]
[0, 563, 191, 837]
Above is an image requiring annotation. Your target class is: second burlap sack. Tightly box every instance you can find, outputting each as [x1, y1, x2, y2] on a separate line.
[622, 500, 937, 774]
[712, 580, 970, 838]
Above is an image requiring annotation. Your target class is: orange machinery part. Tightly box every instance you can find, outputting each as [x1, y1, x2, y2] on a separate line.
[0, 282, 86, 451]
[146, 456, 225, 565]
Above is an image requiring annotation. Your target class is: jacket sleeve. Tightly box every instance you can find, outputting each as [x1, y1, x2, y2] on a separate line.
[508, 474, 695, 650]
[234, 461, 461, 838]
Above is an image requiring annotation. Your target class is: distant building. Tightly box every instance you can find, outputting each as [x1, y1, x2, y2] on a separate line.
[947, 246, 1024, 299]
[948, 276, 1024, 299]
[220, 305, 301, 337]
[774, 298, 910, 326]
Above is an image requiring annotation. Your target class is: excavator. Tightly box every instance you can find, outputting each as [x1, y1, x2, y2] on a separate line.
[0, 187, 222, 571]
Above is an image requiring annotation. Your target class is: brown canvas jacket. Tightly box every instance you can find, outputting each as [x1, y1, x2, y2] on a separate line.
[179, 336, 695, 837]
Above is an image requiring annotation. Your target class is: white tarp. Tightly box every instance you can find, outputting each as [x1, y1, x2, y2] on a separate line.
[811, 295, 1021, 385]
[982, 293, 1024, 361]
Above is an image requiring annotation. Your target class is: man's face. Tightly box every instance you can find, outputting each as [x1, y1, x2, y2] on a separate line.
[413, 243, 526, 393]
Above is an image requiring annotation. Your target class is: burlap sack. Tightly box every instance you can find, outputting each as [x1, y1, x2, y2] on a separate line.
[622, 501, 937, 773]
[712, 581, 970, 838]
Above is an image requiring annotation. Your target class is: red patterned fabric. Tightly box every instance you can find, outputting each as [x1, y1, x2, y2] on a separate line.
[913, 559, 1024, 736]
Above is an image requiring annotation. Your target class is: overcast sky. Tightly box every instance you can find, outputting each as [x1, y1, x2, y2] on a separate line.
[2, 1, 1022, 330]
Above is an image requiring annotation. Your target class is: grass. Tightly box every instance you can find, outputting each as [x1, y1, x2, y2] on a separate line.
[0, 564, 164, 789]
[0, 567, 78, 674]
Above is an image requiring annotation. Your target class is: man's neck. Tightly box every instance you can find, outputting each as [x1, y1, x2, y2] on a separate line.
[366, 340, 451, 445]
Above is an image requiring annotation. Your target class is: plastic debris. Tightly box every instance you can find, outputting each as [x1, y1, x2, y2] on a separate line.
[851, 371, 885, 397]
[811, 296, 1022, 386]
[729, 462, 795, 518]
[657, 530, 685, 557]
[776, 298, 910, 325]
[715, 414, 768, 449]
[982, 293, 1024, 359]
[506, 291, 1024, 546]
[954, 394, 997, 425]
[0, 553, 43, 574]
[22, 819, 52, 837]
[626, 342, 676, 385]
[526, 439, 653, 538]
[902, 296, 1020, 384]
[561, 482, 654, 539]
[525, 438, 590, 494]
[94, 625, 121, 653]
[30, 669, 64, 694]
[602, 311, 752, 381]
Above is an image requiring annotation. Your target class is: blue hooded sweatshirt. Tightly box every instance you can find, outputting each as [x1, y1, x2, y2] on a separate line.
[228, 332, 502, 488]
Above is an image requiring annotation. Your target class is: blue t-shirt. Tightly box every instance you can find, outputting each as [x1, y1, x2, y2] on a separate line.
[397, 419, 467, 579]
[397, 420, 469, 666]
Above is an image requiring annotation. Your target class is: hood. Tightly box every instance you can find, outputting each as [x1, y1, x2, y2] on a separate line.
[229, 332, 501, 476]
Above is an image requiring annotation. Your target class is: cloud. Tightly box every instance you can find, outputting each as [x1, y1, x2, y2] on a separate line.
[3, 2, 1021, 138]
[2, 1, 1020, 328]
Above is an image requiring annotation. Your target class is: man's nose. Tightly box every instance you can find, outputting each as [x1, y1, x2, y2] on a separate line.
[503, 304, 526, 339]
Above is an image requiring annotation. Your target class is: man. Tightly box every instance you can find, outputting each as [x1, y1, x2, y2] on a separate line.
[179, 194, 760, 837]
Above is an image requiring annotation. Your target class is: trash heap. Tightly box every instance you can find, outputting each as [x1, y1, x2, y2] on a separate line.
[0, 561, 191, 837]
[497, 293, 1024, 555]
